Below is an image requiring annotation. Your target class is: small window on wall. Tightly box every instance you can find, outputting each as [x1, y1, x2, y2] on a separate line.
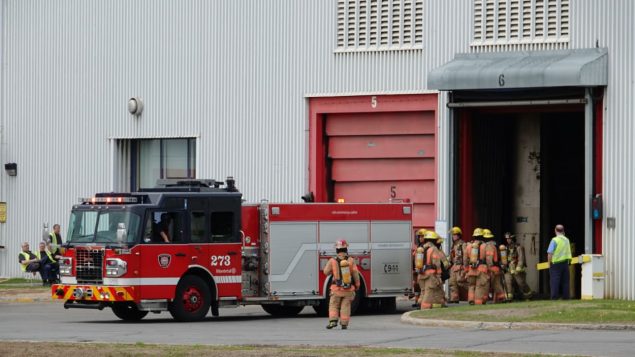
[210, 212, 236, 243]
[135, 138, 196, 189]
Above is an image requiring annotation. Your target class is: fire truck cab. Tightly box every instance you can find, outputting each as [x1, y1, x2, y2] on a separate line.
[53, 178, 414, 322]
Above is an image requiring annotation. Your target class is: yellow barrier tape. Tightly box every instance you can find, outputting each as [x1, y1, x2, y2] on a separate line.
[536, 255, 592, 271]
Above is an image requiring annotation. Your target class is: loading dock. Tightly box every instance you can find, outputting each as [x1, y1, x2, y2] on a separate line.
[429, 49, 607, 296]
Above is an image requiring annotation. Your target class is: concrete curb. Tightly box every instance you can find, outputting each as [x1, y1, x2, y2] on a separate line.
[0, 291, 53, 304]
[401, 310, 635, 331]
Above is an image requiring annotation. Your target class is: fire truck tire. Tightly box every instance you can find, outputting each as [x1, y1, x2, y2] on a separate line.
[111, 302, 149, 321]
[378, 297, 397, 314]
[261, 304, 304, 317]
[169, 275, 211, 322]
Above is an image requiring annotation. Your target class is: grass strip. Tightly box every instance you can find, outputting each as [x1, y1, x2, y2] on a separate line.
[411, 299, 635, 324]
[0, 341, 572, 357]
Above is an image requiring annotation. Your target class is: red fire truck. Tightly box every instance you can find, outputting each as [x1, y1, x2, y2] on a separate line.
[52, 178, 414, 321]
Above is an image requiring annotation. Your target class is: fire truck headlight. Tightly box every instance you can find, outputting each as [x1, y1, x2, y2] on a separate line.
[59, 257, 73, 276]
[105, 258, 127, 277]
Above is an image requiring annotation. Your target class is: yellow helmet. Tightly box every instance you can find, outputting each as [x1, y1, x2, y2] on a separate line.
[482, 229, 494, 239]
[436, 237, 444, 245]
[423, 231, 439, 240]
[450, 226, 462, 235]
[416, 229, 427, 237]
[472, 228, 483, 237]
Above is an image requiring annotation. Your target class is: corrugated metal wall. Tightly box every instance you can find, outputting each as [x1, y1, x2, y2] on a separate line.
[571, 0, 635, 300]
[0, 0, 435, 278]
[1, 0, 634, 300]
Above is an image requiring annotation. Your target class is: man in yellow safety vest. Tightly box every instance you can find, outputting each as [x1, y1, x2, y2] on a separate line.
[547, 224, 572, 300]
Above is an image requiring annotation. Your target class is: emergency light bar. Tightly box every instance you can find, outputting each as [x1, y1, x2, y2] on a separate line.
[78, 196, 139, 204]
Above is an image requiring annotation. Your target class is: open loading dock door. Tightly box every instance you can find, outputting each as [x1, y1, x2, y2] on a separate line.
[429, 48, 607, 297]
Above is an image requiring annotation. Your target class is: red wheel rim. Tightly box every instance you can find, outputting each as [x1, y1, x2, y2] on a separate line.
[182, 286, 203, 312]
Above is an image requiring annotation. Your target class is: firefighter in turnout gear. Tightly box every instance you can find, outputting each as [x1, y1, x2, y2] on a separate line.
[464, 228, 484, 304]
[503, 232, 533, 300]
[482, 229, 506, 303]
[324, 239, 360, 329]
[411, 229, 427, 307]
[417, 231, 446, 309]
[448, 226, 467, 303]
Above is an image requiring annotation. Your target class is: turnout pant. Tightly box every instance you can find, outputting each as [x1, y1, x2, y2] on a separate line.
[448, 267, 466, 302]
[328, 290, 355, 326]
[418, 274, 444, 309]
[505, 271, 533, 299]
[466, 272, 477, 303]
[489, 271, 506, 303]
[474, 271, 490, 305]
[549, 261, 570, 300]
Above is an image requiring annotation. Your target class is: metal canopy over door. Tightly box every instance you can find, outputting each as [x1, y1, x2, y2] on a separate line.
[428, 48, 608, 90]
[325, 111, 436, 230]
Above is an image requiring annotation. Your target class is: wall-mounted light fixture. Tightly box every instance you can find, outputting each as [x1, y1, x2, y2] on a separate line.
[4, 163, 17, 176]
[128, 97, 144, 116]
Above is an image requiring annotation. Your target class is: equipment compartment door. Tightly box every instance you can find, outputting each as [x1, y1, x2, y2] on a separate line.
[370, 221, 412, 293]
[268, 222, 318, 296]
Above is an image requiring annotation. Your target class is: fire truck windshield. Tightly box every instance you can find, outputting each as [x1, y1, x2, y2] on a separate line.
[67, 210, 142, 245]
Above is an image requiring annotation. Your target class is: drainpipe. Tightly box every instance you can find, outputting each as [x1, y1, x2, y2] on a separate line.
[584, 89, 593, 254]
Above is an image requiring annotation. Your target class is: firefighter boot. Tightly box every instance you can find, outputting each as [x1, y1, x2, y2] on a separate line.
[326, 320, 338, 329]
[341, 324, 348, 330]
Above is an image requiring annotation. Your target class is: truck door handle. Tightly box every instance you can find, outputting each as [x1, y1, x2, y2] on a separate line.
[175, 253, 187, 257]
[227, 251, 237, 256]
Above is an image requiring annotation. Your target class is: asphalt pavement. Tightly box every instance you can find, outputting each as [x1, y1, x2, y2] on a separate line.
[1, 299, 635, 356]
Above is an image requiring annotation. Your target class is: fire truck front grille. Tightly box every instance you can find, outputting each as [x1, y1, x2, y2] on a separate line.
[75, 249, 104, 284]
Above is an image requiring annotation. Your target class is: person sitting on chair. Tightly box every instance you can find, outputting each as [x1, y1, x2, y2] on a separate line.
[18, 242, 42, 280]
[38, 241, 59, 285]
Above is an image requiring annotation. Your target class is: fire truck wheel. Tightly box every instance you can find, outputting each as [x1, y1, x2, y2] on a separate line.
[169, 275, 211, 322]
[111, 302, 149, 321]
[378, 297, 397, 314]
[261, 304, 304, 317]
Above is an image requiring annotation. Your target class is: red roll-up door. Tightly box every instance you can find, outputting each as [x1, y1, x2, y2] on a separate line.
[326, 111, 436, 229]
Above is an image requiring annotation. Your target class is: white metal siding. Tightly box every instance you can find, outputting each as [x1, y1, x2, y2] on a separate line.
[1, 0, 634, 301]
[0, 0, 433, 278]
[571, 0, 635, 300]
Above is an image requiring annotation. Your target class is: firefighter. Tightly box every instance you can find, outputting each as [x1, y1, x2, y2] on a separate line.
[448, 226, 467, 303]
[503, 232, 533, 300]
[324, 239, 360, 330]
[464, 228, 484, 304]
[411, 229, 427, 307]
[482, 229, 506, 303]
[434, 236, 451, 286]
[417, 231, 446, 309]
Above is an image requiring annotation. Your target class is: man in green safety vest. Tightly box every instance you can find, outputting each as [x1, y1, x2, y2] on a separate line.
[547, 224, 573, 300]
[49, 224, 63, 248]
[18, 242, 42, 278]
[38, 241, 60, 285]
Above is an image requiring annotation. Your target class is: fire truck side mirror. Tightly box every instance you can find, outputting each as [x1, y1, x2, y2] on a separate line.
[116, 223, 127, 244]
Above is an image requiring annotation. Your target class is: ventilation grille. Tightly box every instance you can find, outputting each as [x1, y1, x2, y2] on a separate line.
[472, 0, 569, 47]
[336, 0, 423, 52]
